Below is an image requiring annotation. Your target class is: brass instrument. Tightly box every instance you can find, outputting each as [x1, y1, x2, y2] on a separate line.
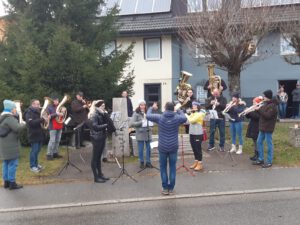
[238, 100, 265, 117]
[208, 64, 222, 94]
[14, 100, 25, 124]
[55, 94, 70, 124]
[212, 97, 218, 110]
[88, 100, 99, 119]
[176, 70, 192, 108]
[40, 97, 53, 129]
[222, 100, 236, 114]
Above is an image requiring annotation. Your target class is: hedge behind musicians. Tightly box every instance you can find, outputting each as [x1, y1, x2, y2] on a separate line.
[205, 88, 227, 151]
[71, 92, 88, 149]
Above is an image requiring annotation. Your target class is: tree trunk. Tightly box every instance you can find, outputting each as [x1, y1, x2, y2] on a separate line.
[227, 71, 241, 96]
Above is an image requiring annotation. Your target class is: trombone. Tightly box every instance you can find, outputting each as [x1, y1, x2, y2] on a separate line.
[238, 101, 265, 117]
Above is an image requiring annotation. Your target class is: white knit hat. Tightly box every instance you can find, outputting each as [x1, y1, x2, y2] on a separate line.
[138, 99, 146, 105]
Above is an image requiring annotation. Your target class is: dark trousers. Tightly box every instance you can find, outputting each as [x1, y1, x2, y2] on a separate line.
[75, 124, 85, 147]
[190, 134, 203, 161]
[293, 101, 300, 118]
[91, 137, 106, 179]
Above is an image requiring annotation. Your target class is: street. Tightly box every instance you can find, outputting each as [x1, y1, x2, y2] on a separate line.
[1, 190, 300, 225]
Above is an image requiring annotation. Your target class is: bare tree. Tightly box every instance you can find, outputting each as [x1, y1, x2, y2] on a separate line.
[177, 0, 274, 94]
[279, 6, 300, 65]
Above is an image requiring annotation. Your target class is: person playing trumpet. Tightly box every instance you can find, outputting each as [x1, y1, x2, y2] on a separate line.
[24, 99, 46, 172]
[227, 92, 246, 154]
[205, 88, 227, 151]
[46, 96, 64, 160]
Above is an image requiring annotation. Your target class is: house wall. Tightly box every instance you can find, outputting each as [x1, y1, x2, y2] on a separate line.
[117, 35, 173, 109]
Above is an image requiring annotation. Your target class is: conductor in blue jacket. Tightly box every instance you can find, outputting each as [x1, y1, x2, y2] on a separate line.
[147, 102, 187, 195]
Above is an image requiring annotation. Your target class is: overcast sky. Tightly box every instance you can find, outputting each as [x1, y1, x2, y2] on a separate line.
[0, 0, 7, 17]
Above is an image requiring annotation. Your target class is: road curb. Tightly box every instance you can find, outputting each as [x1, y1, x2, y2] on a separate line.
[1, 187, 300, 213]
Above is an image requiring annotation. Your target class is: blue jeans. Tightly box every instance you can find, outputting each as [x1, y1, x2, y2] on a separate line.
[257, 131, 273, 164]
[30, 142, 43, 168]
[230, 122, 243, 145]
[278, 103, 287, 119]
[159, 151, 178, 191]
[209, 119, 225, 147]
[47, 129, 62, 156]
[2, 158, 18, 182]
[138, 141, 151, 163]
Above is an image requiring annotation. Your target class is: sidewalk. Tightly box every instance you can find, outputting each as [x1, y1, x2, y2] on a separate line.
[1, 143, 300, 211]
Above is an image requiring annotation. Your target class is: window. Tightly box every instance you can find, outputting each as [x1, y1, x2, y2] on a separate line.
[196, 85, 207, 104]
[144, 84, 161, 108]
[250, 36, 258, 56]
[207, 0, 222, 11]
[280, 34, 296, 55]
[241, 0, 300, 8]
[187, 0, 203, 13]
[144, 38, 161, 60]
[104, 41, 116, 56]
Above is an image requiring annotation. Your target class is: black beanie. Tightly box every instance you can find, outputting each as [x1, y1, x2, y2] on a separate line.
[263, 89, 273, 99]
[232, 92, 240, 98]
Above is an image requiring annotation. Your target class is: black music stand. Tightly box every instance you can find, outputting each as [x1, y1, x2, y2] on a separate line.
[112, 121, 137, 185]
[74, 122, 86, 163]
[58, 127, 82, 175]
[176, 133, 195, 176]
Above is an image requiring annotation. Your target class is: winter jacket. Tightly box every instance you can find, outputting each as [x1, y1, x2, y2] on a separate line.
[147, 107, 187, 153]
[0, 113, 26, 160]
[227, 100, 246, 123]
[47, 104, 63, 130]
[89, 109, 108, 140]
[292, 88, 300, 102]
[71, 99, 88, 124]
[130, 111, 152, 141]
[186, 111, 205, 135]
[246, 111, 260, 140]
[24, 106, 45, 143]
[205, 95, 227, 119]
[277, 92, 288, 103]
[258, 99, 278, 133]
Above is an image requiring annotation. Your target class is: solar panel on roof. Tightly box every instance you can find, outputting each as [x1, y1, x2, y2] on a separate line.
[153, 0, 171, 12]
[119, 0, 137, 15]
[136, 0, 153, 14]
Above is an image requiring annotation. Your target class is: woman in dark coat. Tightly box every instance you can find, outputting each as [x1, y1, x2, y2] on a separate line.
[245, 97, 261, 161]
[89, 100, 111, 183]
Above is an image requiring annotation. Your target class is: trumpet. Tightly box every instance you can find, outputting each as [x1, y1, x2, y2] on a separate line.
[212, 97, 218, 110]
[238, 101, 265, 117]
[222, 100, 236, 114]
[14, 100, 25, 124]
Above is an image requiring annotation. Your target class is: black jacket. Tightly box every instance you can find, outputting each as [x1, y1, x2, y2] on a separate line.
[246, 111, 260, 140]
[88, 110, 116, 140]
[71, 99, 88, 124]
[126, 97, 133, 117]
[24, 106, 45, 143]
[205, 96, 227, 119]
[204, 80, 227, 98]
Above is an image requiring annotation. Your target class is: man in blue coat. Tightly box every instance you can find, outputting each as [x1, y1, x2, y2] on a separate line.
[147, 102, 187, 195]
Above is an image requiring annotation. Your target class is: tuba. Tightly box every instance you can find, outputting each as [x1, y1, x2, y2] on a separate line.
[41, 97, 53, 129]
[208, 64, 222, 94]
[55, 95, 70, 124]
[176, 70, 192, 108]
[14, 100, 25, 124]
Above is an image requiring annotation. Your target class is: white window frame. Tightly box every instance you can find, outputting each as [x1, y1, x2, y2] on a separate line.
[280, 34, 296, 56]
[187, 0, 203, 13]
[144, 38, 161, 61]
[194, 39, 211, 59]
[207, 0, 222, 12]
[241, 0, 300, 8]
[251, 36, 259, 57]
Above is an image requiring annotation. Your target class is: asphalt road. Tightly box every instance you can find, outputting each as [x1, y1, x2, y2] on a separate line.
[1, 190, 300, 225]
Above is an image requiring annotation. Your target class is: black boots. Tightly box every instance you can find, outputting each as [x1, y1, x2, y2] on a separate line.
[250, 151, 258, 161]
[9, 182, 23, 190]
[53, 153, 63, 159]
[4, 180, 10, 189]
[94, 177, 106, 183]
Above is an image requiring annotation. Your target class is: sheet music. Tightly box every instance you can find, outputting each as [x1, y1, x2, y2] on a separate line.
[209, 110, 219, 119]
[142, 120, 153, 127]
